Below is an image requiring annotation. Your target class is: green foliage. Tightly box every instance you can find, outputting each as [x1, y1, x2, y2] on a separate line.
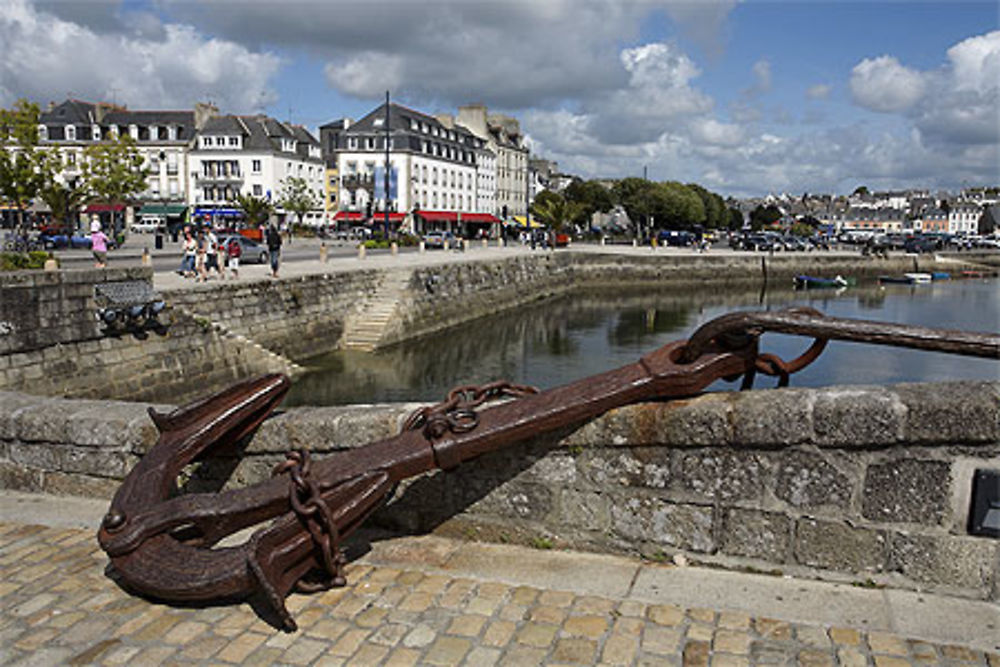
[852, 185, 870, 196]
[531, 191, 582, 231]
[790, 222, 814, 237]
[81, 135, 149, 206]
[727, 207, 745, 230]
[0, 99, 49, 228]
[563, 179, 613, 226]
[749, 204, 782, 231]
[38, 178, 86, 228]
[278, 176, 319, 224]
[0, 250, 51, 271]
[233, 193, 274, 227]
[687, 183, 726, 229]
[529, 536, 554, 550]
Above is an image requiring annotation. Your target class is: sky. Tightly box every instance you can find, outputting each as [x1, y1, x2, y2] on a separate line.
[1, 0, 998, 197]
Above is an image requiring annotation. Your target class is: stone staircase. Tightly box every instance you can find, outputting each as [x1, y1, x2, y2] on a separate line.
[341, 270, 412, 351]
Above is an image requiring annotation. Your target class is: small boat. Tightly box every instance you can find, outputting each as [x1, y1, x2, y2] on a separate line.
[931, 272, 951, 281]
[961, 270, 985, 278]
[904, 272, 932, 284]
[879, 274, 932, 285]
[793, 275, 851, 289]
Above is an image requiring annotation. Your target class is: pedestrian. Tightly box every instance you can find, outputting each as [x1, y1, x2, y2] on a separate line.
[226, 237, 241, 279]
[180, 228, 197, 277]
[90, 219, 110, 268]
[265, 223, 282, 278]
[205, 228, 223, 280]
[194, 229, 208, 282]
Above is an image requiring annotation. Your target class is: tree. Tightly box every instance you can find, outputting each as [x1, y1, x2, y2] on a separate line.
[563, 179, 613, 227]
[0, 99, 48, 231]
[749, 204, 782, 230]
[233, 193, 274, 228]
[278, 176, 318, 229]
[82, 134, 149, 232]
[611, 177, 656, 235]
[687, 183, 724, 228]
[37, 178, 86, 230]
[852, 185, 870, 197]
[530, 191, 581, 232]
[727, 207, 745, 230]
[649, 182, 704, 230]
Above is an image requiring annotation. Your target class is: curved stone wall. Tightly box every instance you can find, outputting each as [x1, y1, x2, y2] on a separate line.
[1, 381, 996, 601]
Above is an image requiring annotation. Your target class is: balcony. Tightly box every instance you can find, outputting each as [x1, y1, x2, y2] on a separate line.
[195, 170, 243, 184]
[342, 174, 373, 189]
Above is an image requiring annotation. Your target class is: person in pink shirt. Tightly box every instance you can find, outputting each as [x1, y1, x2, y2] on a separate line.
[90, 219, 110, 268]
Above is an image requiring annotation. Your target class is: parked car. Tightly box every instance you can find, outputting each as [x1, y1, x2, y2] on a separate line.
[903, 235, 940, 254]
[216, 235, 269, 264]
[423, 231, 456, 249]
[130, 218, 166, 234]
[781, 236, 809, 251]
[657, 229, 695, 247]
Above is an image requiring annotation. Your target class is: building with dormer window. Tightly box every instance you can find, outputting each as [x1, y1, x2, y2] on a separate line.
[189, 114, 324, 226]
[37, 99, 215, 226]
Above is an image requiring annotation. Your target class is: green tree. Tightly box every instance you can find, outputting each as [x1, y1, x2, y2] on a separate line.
[531, 191, 581, 232]
[37, 178, 86, 230]
[749, 204, 782, 231]
[687, 183, 725, 228]
[611, 177, 656, 235]
[0, 99, 49, 231]
[650, 182, 704, 230]
[727, 207, 745, 230]
[278, 176, 318, 229]
[563, 179, 613, 227]
[82, 134, 149, 232]
[852, 185, 870, 197]
[233, 193, 274, 228]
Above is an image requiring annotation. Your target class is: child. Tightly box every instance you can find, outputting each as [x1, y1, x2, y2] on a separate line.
[227, 237, 241, 279]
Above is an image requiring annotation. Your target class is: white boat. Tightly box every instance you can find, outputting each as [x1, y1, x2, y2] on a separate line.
[903, 272, 932, 284]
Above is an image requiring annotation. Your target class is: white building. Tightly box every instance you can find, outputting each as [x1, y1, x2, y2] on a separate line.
[455, 105, 529, 219]
[324, 102, 501, 235]
[38, 99, 213, 227]
[189, 114, 324, 226]
[948, 202, 982, 235]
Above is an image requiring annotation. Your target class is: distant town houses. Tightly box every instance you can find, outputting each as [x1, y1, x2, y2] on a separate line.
[745, 187, 998, 237]
[35, 98, 324, 228]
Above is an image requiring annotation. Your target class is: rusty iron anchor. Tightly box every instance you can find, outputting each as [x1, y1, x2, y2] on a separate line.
[97, 308, 1000, 630]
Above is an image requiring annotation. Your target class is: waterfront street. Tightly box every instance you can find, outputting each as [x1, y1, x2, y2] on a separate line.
[1, 491, 998, 666]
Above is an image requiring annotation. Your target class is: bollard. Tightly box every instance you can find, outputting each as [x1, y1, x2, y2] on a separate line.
[320, 242, 328, 263]
[444, 240, 450, 251]
[391, 241, 398, 256]
[463, 239, 469, 252]
[141, 247, 152, 267]
[358, 243, 366, 260]
[481, 238, 488, 249]
[499, 237, 505, 248]
[601, 236, 606, 246]
[44, 256, 58, 271]
[419, 241, 426, 253]
[632, 239, 638, 247]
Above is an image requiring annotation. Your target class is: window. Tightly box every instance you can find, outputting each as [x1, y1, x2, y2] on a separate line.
[228, 136, 239, 147]
[92, 125, 101, 140]
[66, 125, 76, 141]
[252, 159, 261, 173]
[348, 137, 358, 149]
[38, 125, 47, 140]
[253, 184, 262, 196]
[169, 180, 178, 196]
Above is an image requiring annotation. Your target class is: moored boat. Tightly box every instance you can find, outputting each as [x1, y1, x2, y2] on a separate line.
[793, 275, 852, 289]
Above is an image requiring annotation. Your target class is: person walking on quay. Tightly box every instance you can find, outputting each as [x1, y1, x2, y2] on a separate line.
[204, 227, 223, 280]
[226, 237, 241, 280]
[90, 219, 110, 269]
[194, 229, 208, 282]
[180, 227, 197, 278]
[265, 223, 283, 278]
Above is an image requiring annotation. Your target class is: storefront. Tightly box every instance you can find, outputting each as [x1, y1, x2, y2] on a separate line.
[414, 210, 501, 238]
[138, 203, 188, 232]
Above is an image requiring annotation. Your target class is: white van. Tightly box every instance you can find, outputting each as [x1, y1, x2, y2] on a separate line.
[131, 216, 166, 233]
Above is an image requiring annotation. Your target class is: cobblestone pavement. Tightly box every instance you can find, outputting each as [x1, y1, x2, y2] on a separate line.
[1, 519, 998, 666]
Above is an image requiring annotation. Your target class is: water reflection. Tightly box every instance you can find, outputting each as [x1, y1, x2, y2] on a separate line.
[284, 279, 999, 407]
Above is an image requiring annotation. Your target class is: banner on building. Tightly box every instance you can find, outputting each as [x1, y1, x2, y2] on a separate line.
[373, 166, 398, 201]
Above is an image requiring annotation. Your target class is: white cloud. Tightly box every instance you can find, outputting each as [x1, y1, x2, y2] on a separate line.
[806, 84, 831, 100]
[746, 59, 772, 95]
[849, 55, 926, 112]
[0, 0, 281, 112]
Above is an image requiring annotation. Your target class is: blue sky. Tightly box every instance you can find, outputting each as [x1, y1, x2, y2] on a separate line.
[3, 0, 997, 197]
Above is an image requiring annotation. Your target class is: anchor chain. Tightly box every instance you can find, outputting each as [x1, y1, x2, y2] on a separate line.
[404, 380, 539, 439]
[272, 450, 347, 591]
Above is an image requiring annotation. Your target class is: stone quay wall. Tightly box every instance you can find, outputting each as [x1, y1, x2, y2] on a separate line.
[1, 250, 995, 403]
[0, 267, 383, 403]
[0, 381, 996, 601]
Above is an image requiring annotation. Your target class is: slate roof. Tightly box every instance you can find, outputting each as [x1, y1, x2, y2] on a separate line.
[39, 99, 195, 143]
[196, 114, 320, 157]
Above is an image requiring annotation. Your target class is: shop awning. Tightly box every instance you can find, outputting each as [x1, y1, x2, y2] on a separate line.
[510, 215, 544, 228]
[194, 207, 242, 217]
[334, 211, 405, 223]
[84, 203, 126, 213]
[140, 204, 187, 217]
[415, 211, 500, 224]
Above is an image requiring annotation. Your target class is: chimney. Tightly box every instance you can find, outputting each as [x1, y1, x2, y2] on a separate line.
[457, 104, 488, 139]
[435, 113, 455, 129]
[194, 102, 219, 130]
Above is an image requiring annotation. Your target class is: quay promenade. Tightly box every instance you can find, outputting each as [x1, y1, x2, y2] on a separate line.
[0, 490, 998, 666]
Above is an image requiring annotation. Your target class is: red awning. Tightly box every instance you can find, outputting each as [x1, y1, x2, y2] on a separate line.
[415, 210, 500, 224]
[84, 203, 126, 213]
[334, 211, 405, 222]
